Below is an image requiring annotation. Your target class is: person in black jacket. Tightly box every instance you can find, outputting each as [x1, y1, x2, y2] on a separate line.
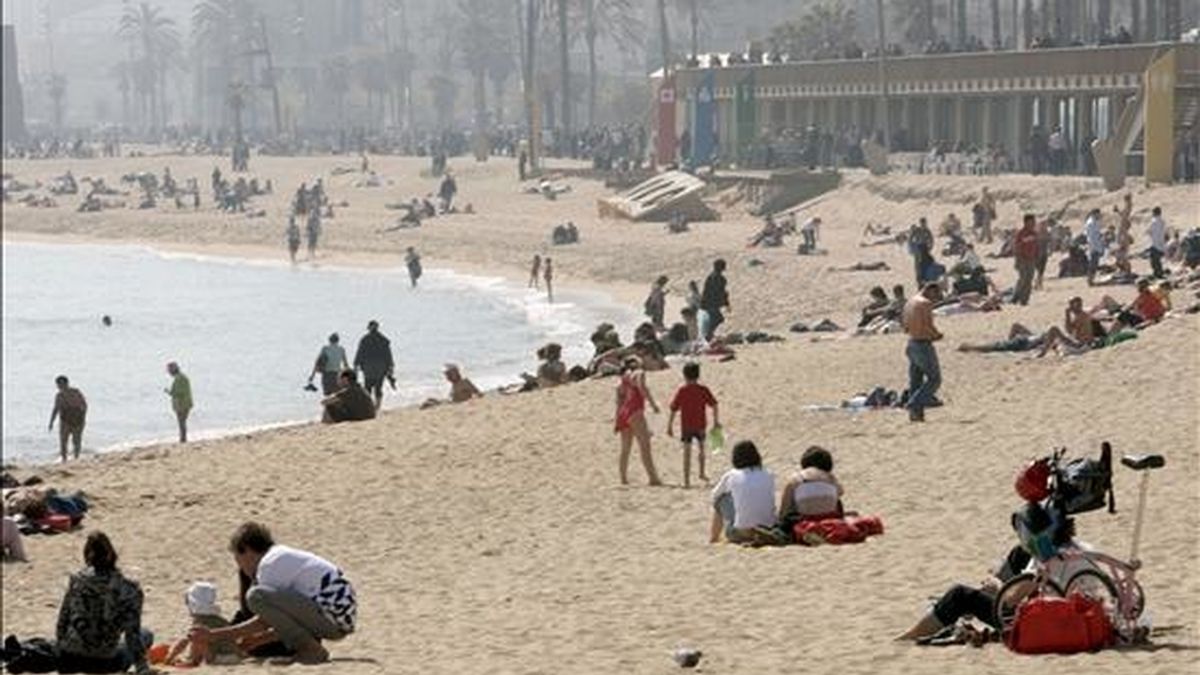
[700, 259, 730, 341]
[353, 320, 395, 410]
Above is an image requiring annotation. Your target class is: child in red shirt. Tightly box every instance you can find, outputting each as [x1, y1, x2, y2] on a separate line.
[667, 362, 720, 488]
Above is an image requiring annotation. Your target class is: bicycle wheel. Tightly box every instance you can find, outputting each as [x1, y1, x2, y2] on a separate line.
[1065, 569, 1125, 618]
[994, 573, 1064, 632]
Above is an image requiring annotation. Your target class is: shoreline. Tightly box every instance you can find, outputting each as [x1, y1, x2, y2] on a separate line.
[1, 229, 649, 310]
[3, 231, 645, 469]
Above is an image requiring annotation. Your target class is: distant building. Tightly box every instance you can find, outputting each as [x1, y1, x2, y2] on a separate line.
[1, 24, 26, 142]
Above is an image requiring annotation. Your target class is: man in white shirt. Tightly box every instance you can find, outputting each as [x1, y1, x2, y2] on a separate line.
[1084, 209, 1106, 286]
[193, 523, 356, 664]
[1146, 206, 1167, 278]
[800, 217, 822, 252]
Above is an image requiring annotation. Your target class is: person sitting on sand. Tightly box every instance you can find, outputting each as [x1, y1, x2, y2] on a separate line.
[536, 343, 568, 387]
[444, 364, 481, 403]
[858, 286, 891, 327]
[2, 512, 27, 561]
[613, 357, 663, 486]
[54, 532, 153, 674]
[710, 441, 779, 544]
[192, 523, 356, 665]
[160, 582, 239, 667]
[778, 446, 845, 528]
[321, 370, 377, 423]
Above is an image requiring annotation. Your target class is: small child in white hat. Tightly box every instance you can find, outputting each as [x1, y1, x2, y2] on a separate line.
[160, 582, 239, 666]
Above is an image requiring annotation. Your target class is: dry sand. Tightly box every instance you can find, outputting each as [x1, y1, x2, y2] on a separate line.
[2, 154, 1198, 674]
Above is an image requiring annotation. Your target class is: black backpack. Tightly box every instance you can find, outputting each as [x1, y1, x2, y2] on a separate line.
[2, 636, 59, 674]
[1055, 442, 1115, 515]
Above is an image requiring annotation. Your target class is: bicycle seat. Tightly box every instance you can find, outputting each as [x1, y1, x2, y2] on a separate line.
[1121, 454, 1165, 470]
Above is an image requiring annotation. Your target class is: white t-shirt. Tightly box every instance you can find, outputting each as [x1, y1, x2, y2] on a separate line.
[1085, 216, 1105, 254]
[319, 345, 347, 373]
[257, 545, 356, 632]
[711, 468, 776, 529]
[791, 480, 841, 517]
[1147, 216, 1167, 252]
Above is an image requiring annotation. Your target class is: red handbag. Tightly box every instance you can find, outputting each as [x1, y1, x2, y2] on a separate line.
[1005, 593, 1115, 654]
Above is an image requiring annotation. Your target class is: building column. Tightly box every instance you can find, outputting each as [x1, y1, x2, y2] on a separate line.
[1078, 94, 1094, 140]
[954, 97, 966, 146]
[784, 98, 796, 131]
[1011, 95, 1029, 170]
[850, 98, 861, 132]
[805, 98, 816, 126]
[927, 96, 938, 145]
[982, 97, 994, 146]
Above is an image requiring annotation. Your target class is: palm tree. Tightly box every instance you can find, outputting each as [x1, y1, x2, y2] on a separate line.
[48, 73, 67, 131]
[656, 0, 671, 72]
[557, 0, 571, 140]
[111, 61, 133, 128]
[192, 0, 255, 130]
[893, 0, 937, 47]
[991, 0, 1002, 47]
[771, 1, 858, 61]
[582, 0, 643, 126]
[459, 0, 512, 139]
[118, 2, 181, 130]
[320, 56, 351, 127]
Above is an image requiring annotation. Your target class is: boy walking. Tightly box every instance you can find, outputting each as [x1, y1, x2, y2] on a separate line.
[667, 362, 720, 488]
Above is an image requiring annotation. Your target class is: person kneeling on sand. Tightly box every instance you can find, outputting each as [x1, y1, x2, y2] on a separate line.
[321, 370, 377, 423]
[710, 441, 784, 545]
[192, 523, 356, 665]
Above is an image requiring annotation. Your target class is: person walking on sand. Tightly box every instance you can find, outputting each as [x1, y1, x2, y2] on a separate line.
[353, 320, 395, 411]
[1147, 206, 1167, 279]
[49, 375, 87, 462]
[644, 275, 669, 331]
[667, 362, 720, 488]
[405, 247, 423, 288]
[285, 215, 301, 264]
[700, 259, 730, 341]
[1012, 214, 1039, 305]
[614, 357, 663, 486]
[1085, 208, 1105, 286]
[191, 522, 356, 665]
[309, 333, 350, 395]
[544, 258, 554, 303]
[528, 254, 542, 289]
[305, 208, 321, 260]
[166, 362, 193, 443]
[902, 282, 943, 423]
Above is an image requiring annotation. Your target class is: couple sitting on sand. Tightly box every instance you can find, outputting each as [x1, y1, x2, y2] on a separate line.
[709, 443, 878, 547]
[958, 279, 1168, 357]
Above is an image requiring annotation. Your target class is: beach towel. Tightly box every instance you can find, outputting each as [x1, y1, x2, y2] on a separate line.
[793, 515, 884, 546]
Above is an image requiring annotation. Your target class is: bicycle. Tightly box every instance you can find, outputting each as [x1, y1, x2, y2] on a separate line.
[995, 446, 1164, 642]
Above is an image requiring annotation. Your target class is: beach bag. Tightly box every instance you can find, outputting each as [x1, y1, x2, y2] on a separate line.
[707, 426, 725, 453]
[793, 515, 884, 546]
[1004, 594, 1114, 654]
[2, 636, 59, 673]
[1056, 444, 1114, 514]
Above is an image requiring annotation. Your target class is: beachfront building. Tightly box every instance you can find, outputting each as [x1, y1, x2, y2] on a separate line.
[660, 42, 1199, 183]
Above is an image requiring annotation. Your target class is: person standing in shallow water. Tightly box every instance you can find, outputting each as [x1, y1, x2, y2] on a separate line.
[405, 247, 423, 288]
[166, 362, 193, 443]
[353, 321, 395, 411]
[286, 215, 301, 264]
[49, 375, 88, 462]
[543, 258, 554, 303]
[528, 254, 542, 289]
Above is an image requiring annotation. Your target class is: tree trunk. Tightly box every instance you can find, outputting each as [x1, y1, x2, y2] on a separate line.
[586, 0, 597, 127]
[1164, 0, 1180, 40]
[1145, 0, 1158, 41]
[1022, 0, 1034, 46]
[558, 0, 570, 142]
[1132, 0, 1142, 42]
[922, 0, 935, 42]
[956, 0, 967, 47]
[474, 69, 487, 145]
[657, 0, 671, 74]
[1012, 0, 1020, 48]
[1096, 0, 1111, 37]
[690, 0, 698, 57]
[493, 75, 505, 126]
[991, 0, 1002, 47]
[522, 0, 540, 168]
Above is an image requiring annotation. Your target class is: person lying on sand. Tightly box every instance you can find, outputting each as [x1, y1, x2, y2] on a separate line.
[956, 323, 1048, 354]
[895, 545, 1033, 644]
[321, 370, 376, 423]
[834, 261, 890, 272]
[933, 292, 1004, 316]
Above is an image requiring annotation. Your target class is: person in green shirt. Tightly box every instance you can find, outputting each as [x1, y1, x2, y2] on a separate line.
[166, 362, 193, 443]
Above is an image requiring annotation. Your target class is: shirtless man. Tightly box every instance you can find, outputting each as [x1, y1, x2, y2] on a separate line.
[901, 282, 944, 422]
[49, 376, 88, 462]
[1036, 296, 1103, 356]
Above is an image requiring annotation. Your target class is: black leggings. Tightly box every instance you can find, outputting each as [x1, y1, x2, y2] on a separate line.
[932, 585, 999, 629]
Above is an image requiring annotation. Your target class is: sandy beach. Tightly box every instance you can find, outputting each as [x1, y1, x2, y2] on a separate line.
[2, 154, 1197, 674]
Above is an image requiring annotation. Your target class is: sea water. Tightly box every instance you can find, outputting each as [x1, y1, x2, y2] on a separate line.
[2, 242, 635, 463]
